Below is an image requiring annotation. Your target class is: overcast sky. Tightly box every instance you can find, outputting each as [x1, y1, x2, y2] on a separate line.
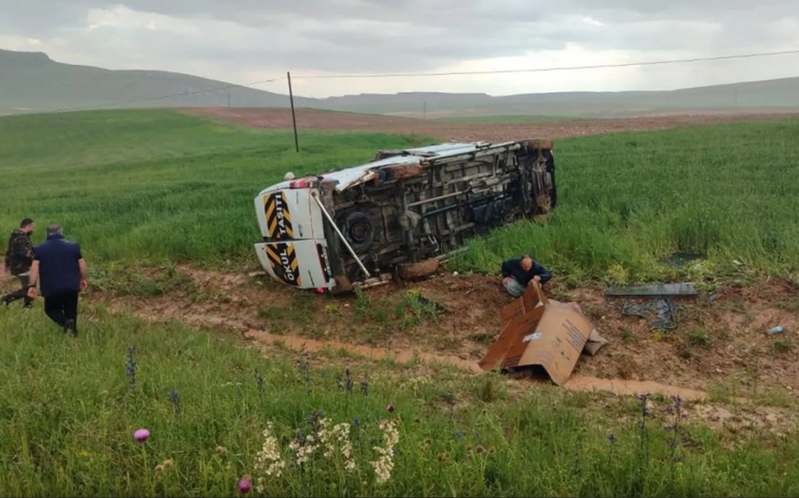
[2, 0, 799, 97]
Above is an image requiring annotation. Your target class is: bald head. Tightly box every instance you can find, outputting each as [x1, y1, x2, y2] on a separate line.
[520, 255, 533, 271]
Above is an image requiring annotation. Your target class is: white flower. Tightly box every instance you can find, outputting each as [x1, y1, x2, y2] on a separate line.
[253, 422, 286, 493]
[371, 419, 400, 484]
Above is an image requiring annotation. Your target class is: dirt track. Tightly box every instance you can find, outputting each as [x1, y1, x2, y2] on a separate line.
[184, 107, 799, 142]
[74, 265, 799, 405]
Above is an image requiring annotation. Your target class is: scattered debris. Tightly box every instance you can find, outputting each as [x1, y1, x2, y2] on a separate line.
[415, 295, 447, 314]
[478, 284, 607, 386]
[766, 325, 785, 335]
[622, 298, 678, 332]
[605, 283, 698, 298]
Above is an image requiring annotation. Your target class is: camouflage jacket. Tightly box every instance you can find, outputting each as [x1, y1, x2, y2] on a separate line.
[4, 229, 34, 275]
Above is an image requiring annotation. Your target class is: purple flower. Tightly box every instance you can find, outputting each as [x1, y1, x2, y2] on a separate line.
[238, 476, 251, 494]
[133, 428, 150, 442]
[608, 433, 616, 443]
[386, 404, 395, 413]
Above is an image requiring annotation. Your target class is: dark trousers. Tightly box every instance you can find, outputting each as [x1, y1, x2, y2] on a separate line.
[44, 292, 79, 333]
[2, 274, 33, 307]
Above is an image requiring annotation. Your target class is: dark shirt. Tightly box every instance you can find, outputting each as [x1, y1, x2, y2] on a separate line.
[4, 229, 34, 275]
[501, 257, 552, 287]
[33, 235, 83, 298]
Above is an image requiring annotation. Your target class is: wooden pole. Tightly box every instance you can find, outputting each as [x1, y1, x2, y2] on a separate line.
[288, 71, 299, 153]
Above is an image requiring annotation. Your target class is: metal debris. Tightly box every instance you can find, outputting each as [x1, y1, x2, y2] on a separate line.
[622, 298, 678, 332]
[605, 283, 698, 298]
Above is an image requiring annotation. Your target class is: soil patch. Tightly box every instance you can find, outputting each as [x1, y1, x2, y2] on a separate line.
[183, 107, 799, 143]
[64, 265, 799, 402]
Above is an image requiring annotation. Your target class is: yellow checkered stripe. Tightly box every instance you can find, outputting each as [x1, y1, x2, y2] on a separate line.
[264, 193, 294, 239]
[264, 243, 302, 286]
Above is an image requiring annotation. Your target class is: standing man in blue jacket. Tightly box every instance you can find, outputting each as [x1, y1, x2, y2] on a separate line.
[26, 224, 88, 335]
[500, 254, 552, 298]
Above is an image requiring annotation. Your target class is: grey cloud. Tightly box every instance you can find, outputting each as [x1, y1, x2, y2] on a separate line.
[1, 0, 798, 76]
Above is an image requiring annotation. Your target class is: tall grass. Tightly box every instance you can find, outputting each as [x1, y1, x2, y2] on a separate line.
[1, 307, 798, 497]
[1, 110, 798, 281]
[453, 118, 799, 282]
[0, 110, 429, 267]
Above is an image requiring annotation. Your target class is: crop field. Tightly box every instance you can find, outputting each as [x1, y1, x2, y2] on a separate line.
[3, 109, 799, 280]
[1, 109, 799, 497]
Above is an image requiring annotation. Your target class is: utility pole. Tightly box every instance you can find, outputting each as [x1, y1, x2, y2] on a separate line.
[287, 71, 299, 153]
[227, 91, 231, 108]
[423, 100, 427, 119]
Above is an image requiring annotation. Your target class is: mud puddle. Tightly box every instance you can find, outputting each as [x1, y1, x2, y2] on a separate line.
[244, 329, 709, 401]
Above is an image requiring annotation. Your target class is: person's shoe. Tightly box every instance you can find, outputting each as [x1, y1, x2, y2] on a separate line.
[64, 319, 78, 336]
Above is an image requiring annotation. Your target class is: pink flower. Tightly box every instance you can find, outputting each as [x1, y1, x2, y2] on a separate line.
[386, 404, 395, 413]
[238, 475, 252, 494]
[133, 428, 150, 442]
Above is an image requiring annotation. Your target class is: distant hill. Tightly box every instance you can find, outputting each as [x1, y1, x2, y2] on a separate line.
[0, 49, 315, 115]
[2, 48, 799, 118]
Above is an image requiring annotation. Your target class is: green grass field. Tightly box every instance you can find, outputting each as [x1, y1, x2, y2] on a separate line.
[2, 109, 798, 282]
[2, 109, 799, 496]
[0, 110, 428, 266]
[2, 309, 799, 497]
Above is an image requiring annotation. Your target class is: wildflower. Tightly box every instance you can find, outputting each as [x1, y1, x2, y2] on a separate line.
[436, 452, 449, 463]
[169, 390, 181, 416]
[319, 418, 356, 471]
[489, 448, 496, 454]
[386, 404, 395, 413]
[454, 430, 466, 440]
[216, 446, 228, 455]
[238, 475, 252, 494]
[423, 438, 432, 450]
[475, 445, 485, 454]
[608, 433, 616, 443]
[125, 346, 137, 387]
[133, 428, 150, 442]
[79, 450, 89, 458]
[352, 418, 361, 427]
[162, 459, 173, 471]
[255, 373, 264, 393]
[361, 378, 369, 396]
[371, 418, 400, 484]
[253, 422, 286, 492]
[155, 465, 164, 474]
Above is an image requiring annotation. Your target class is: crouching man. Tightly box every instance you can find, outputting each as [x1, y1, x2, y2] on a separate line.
[26, 224, 88, 335]
[500, 254, 552, 298]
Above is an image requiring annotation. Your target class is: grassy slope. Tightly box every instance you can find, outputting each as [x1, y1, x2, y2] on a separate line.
[2, 110, 799, 496]
[2, 110, 798, 282]
[0, 50, 313, 115]
[453, 118, 799, 283]
[0, 110, 428, 266]
[2, 308, 798, 497]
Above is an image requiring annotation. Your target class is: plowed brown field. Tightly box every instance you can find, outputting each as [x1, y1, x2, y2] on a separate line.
[183, 107, 799, 141]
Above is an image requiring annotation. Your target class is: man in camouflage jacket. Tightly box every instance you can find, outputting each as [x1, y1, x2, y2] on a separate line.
[3, 218, 35, 308]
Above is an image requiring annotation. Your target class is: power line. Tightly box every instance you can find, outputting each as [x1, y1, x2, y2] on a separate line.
[292, 49, 799, 79]
[50, 75, 286, 114]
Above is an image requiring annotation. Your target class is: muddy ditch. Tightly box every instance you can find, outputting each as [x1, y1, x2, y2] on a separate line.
[72, 264, 799, 405]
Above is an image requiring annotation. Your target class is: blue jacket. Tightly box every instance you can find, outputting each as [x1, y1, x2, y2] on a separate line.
[33, 235, 83, 298]
[501, 257, 552, 287]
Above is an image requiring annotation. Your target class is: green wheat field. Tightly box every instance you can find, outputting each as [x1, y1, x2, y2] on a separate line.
[1, 109, 799, 497]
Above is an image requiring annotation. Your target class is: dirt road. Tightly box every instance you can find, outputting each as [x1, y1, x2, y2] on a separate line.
[184, 107, 799, 142]
[79, 265, 799, 403]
